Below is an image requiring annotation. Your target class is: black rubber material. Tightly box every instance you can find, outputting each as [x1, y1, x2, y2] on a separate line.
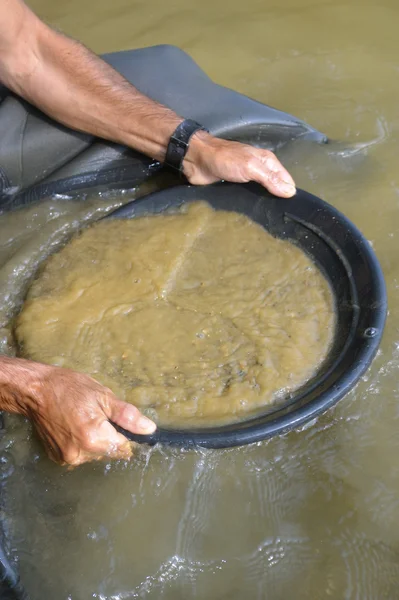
[105, 182, 387, 448]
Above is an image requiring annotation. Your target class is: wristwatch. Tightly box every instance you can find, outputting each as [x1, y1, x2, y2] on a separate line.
[164, 119, 209, 172]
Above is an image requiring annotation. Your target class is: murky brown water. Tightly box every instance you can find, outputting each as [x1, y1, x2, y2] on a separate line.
[1, 0, 399, 598]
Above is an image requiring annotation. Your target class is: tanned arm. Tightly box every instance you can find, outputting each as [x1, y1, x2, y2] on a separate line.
[0, 0, 296, 195]
[0, 355, 156, 465]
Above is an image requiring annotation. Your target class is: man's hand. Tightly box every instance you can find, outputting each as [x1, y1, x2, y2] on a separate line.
[0, 356, 156, 466]
[184, 132, 296, 197]
[29, 367, 157, 466]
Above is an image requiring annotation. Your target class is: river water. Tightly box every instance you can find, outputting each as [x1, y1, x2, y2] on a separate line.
[1, 0, 399, 598]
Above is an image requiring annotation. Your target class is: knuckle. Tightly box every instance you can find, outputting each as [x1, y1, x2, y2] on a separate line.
[103, 385, 116, 397]
[246, 154, 260, 173]
[62, 447, 81, 466]
[102, 388, 121, 411]
[269, 170, 283, 185]
[120, 403, 140, 422]
[68, 454, 89, 467]
[240, 143, 254, 157]
[112, 399, 140, 425]
[81, 429, 99, 452]
[255, 145, 269, 157]
[262, 149, 274, 158]
[264, 153, 281, 172]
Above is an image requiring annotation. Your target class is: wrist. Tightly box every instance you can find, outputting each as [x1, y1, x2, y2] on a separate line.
[0, 356, 51, 417]
[182, 130, 218, 180]
[123, 113, 184, 164]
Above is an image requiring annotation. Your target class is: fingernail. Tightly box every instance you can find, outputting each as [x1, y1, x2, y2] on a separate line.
[138, 415, 157, 433]
[279, 182, 296, 197]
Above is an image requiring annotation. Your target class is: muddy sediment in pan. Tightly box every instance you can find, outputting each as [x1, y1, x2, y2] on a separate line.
[15, 198, 335, 428]
[12, 182, 386, 451]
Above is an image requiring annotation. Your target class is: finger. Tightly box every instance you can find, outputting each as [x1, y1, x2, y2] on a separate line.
[103, 395, 157, 436]
[65, 439, 133, 468]
[65, 419, 134, 465]
[250, 152, 296, 198]
[87, 418, 133, 452]
[32, 420, 68, 465]
[65, 440, 133, 468]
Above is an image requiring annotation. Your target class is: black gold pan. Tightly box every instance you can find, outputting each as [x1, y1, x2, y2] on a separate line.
[105, 182, 387, 448]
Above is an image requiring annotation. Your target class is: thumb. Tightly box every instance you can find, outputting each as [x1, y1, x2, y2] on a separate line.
[104, 394, 157, 436]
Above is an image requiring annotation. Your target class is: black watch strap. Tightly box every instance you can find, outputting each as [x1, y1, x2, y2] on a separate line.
[164, 119, 208, 172]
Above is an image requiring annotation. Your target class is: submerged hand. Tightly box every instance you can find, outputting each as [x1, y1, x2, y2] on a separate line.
[26, 365, 156, 466]
[183, 132, 296, 198]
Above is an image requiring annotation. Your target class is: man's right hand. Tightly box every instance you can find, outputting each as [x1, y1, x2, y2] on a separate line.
[184, 132, 296, 198]
[0, 356, 156, 466]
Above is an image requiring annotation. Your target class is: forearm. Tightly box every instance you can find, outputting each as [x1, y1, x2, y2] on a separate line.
[0, 355, 43, 416]
[0, 0, 296, 196]
[0, 3, 187, 162]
